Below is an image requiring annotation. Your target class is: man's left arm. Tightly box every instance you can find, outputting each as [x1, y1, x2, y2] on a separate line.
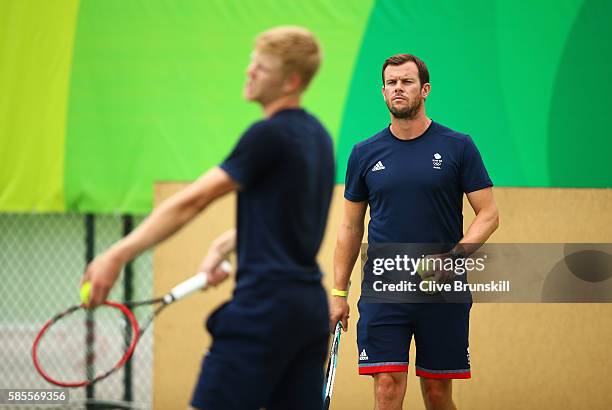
[423, 188, 498, 282]
[454, 187, 499, 255]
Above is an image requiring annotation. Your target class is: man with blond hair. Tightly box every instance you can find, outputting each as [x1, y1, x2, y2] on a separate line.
[81, 26, 334, 410]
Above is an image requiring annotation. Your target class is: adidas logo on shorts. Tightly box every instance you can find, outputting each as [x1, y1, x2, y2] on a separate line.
[371, 161, 386, 172]
[359, 349, 369, 361]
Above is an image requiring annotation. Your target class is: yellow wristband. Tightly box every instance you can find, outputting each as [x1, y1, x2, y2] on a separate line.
[332, 288, 348, 297]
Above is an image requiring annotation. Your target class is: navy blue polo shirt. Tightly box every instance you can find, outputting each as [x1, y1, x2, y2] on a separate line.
[220, 108, 334, 288]
[345, 121, 492, 245]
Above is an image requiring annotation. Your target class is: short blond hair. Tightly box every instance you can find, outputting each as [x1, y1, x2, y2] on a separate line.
[255, 26, 321, 90]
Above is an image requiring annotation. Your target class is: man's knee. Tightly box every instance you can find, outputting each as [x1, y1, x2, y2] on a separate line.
[421, 378, 453, 408]
[374, 372, 407, 402]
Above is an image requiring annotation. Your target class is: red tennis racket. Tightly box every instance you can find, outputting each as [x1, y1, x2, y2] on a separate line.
[32, 261, 232, 387]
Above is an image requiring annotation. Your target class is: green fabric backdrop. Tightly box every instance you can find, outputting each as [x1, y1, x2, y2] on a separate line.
[0, 0, 610, 213]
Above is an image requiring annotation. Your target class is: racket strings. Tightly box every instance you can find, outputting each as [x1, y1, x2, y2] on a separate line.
[323, 323, 342, 400]
[34, 304, 137, 386]
[124, 297, 165, 308]
[137, 302, 167, 336]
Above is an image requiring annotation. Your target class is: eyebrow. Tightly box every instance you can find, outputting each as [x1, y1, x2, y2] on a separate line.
[385, 76, 416, 82]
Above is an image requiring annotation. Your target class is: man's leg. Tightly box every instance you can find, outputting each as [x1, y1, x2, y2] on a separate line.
[190, 297, 289, 410]
[413, 303, 471, 410]
[266, 334, 328, 410]
[419, 378, 456, 410]
[373, 372, 407, 410]
[357, 302, 414, 410]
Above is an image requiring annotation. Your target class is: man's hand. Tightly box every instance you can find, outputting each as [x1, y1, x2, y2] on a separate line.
[420, 253, 457, 284]
[80, 251, 124, 309]
[197, 230, 236, 287]
[329, 296, 350, 333]
[198, 248, 230, 287]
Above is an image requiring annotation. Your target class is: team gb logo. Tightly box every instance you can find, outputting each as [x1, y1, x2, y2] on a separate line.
[432, 153, 443, 169]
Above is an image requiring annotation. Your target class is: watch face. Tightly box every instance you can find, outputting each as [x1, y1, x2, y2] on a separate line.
[450, 249, 465, 259]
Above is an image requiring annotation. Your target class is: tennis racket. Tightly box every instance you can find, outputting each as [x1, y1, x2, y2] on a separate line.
[323, 282, 350, 410]
[323, 321, 342, 409]
[32, 261, 232, 388]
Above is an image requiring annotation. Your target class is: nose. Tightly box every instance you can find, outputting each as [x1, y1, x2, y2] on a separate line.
[389, 83, 402, 93]
[246, 62, 256, 78]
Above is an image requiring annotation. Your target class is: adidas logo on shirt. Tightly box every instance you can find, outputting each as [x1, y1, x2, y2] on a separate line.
[359, 349, 369, 361]
[371, 161, 386, 172]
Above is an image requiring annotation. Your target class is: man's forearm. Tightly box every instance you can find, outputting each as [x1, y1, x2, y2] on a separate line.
[333, 225, 364, 290]
[106, 168, 236, 264]
[456, 206, 499, 255]
[108, 193, 211, 264]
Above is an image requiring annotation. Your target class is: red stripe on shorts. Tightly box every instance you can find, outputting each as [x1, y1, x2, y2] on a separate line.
[359, 364, 408, 375]
[415, 369, 471, 379]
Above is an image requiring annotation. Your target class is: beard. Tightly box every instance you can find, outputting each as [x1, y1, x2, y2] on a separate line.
[386, 96, 423, 119]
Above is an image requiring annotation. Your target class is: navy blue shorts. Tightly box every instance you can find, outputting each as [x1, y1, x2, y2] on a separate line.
[357, 302, 471, 379]
[190, 280, 329, 410]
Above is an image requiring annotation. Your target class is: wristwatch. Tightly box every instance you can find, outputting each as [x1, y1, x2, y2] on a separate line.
[449, 247, 467, 259]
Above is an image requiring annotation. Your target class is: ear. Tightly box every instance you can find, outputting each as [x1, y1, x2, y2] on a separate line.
[421, 83, 431, 99]
[283, 72, 302, 93]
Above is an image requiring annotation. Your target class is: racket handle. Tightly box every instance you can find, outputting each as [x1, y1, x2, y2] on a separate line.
[165, 260, 232, 303]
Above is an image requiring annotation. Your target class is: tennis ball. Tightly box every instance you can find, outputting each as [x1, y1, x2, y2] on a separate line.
[416, 257, 433, 278]
[417, 257, 438, 295]
[80, 281, 92, 304]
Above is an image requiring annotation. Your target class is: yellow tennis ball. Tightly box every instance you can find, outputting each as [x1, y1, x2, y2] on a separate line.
[416, 257, 433, 278]
[80, 281, 92, 304]
[417, 257, 438, 295]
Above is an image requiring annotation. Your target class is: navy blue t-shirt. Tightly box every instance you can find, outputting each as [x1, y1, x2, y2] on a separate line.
[345, 121, 492, 244]
[221, 108, 334, 288]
